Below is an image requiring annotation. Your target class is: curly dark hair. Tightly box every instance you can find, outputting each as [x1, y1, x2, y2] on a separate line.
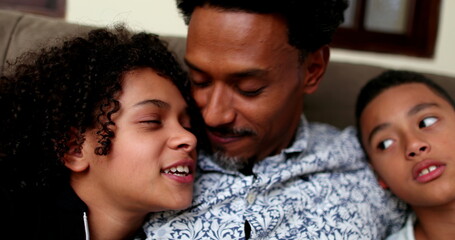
[176, 0, 348, 56]
[0, 26, 202, 193]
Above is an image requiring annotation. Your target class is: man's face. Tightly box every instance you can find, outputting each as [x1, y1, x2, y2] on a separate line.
[185, 6, 325, 169]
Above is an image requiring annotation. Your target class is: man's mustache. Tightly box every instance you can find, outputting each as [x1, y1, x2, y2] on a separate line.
[206, 126, 257, 137]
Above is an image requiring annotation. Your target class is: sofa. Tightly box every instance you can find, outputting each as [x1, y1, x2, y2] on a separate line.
[2, 9, 455, 129]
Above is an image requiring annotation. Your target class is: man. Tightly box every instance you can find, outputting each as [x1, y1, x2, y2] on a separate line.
[144, 1, 406, 239]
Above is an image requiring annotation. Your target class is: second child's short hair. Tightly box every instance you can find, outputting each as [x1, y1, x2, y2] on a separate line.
[355, 70, 455, 147]
[356, 70, 455, 122]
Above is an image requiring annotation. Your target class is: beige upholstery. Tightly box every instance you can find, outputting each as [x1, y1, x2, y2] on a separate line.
[1, 9, 454, 129]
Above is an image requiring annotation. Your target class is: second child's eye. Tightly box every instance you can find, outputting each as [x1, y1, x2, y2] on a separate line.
[377, 139, 393, 150]
[419, 117, 438, 128]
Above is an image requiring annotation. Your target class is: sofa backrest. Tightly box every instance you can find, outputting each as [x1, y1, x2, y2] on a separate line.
[2, 9, 455, 129]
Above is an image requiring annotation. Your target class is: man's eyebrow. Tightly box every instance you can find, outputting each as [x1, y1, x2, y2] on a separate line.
[184, 58, 267, 78]
[184, 58, 202, 72]
[134, 99, 170, 109]
[407, 102, 439, 116]
[229, 69, 267, 79]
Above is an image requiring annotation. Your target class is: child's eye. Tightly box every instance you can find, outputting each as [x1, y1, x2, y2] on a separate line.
[377, 139, 393, 150]
[418, 116, 438, 128]
[140, 120, 161, 125]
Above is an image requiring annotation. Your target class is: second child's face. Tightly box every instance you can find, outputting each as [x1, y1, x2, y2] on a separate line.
[360, 83, 455, 207]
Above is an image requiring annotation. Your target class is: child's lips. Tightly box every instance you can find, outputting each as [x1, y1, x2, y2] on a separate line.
[161, 159, 195, 184]
[412, 159, 446, 183]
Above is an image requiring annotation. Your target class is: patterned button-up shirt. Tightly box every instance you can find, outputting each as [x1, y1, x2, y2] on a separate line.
[144, 117, 406, 239]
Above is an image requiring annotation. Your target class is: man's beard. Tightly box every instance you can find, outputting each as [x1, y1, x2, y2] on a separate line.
[212, 146, 256, 175]
[207, 126, 257, 174]
[212, 151, 248, 172]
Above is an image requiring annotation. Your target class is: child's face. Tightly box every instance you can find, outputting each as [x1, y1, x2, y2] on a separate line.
[360, 83, 455, 207]
[76, 67, 197, 214]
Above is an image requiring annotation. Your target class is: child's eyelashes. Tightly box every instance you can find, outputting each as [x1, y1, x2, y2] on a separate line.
[377, 139, 394, 150]
[140, 119, 162, 125]
[418, 116, 438, 128]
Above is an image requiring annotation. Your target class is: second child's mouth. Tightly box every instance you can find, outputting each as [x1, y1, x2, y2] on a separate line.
[417, 165, 439, 177]
[413, 161, 446, 183]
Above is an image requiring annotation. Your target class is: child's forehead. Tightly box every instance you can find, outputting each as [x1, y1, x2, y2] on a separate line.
[379, 83, 440, 102]
[362, 84, 443, 126]
[379, 82, 452, 106]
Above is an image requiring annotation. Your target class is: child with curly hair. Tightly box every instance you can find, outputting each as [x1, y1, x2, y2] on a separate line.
[0, 26, 203, 239]
[356, 70, 455, 240]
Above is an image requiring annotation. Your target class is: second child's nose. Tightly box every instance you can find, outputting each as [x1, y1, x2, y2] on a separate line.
[405, 134, 430, 159]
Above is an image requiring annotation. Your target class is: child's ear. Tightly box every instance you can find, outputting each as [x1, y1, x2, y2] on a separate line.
[377, 178, 389, 189]
[63, 127, 89, 172]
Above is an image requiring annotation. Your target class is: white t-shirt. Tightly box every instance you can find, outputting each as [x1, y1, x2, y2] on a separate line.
[386, 213, 416, 240]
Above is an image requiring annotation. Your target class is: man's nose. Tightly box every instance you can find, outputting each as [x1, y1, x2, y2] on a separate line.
[202, 85, 236, 127]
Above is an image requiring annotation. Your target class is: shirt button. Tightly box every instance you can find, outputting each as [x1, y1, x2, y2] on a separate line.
[246, 193, 256, 204]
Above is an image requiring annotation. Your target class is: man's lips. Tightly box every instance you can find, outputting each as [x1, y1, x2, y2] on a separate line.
[412, 159, 446, 183]
[207, 131, 244, 144]
[206, 127, 256, 145]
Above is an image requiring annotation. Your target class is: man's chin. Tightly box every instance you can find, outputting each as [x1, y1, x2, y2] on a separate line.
[212, 151, 251, 172]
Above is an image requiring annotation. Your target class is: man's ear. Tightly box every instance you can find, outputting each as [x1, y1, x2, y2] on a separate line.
[300, 45, 330, 94]
[62, 127, 89, 173]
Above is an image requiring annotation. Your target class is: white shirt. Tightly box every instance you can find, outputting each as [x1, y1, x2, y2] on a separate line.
[144, 117, 407, 239]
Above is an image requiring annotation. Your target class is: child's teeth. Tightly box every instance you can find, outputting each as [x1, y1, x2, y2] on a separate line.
[163, 165, 190, 175]
[420, 169, 429, 176]
[418, 165, 438, 177]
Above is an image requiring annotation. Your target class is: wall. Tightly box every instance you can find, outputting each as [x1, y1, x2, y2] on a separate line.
[66, 0, 455, 77]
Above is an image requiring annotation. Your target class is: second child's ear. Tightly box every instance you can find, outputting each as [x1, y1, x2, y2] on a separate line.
[62, 127, 89, 172]
[378, 178, 389, 189]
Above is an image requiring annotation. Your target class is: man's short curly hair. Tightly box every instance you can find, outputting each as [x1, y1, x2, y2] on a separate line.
[176, 0, 348, 55]
[0, 26, 197, 192]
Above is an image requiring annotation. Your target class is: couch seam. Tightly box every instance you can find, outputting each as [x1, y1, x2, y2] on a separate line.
[1, 14, 24, 74]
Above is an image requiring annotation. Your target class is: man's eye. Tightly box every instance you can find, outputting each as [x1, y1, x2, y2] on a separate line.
[377, 139, 393, 150]
[419, 116, 438, 128]
[238, 87, 265, 97]
[190, 80, 210, 88]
